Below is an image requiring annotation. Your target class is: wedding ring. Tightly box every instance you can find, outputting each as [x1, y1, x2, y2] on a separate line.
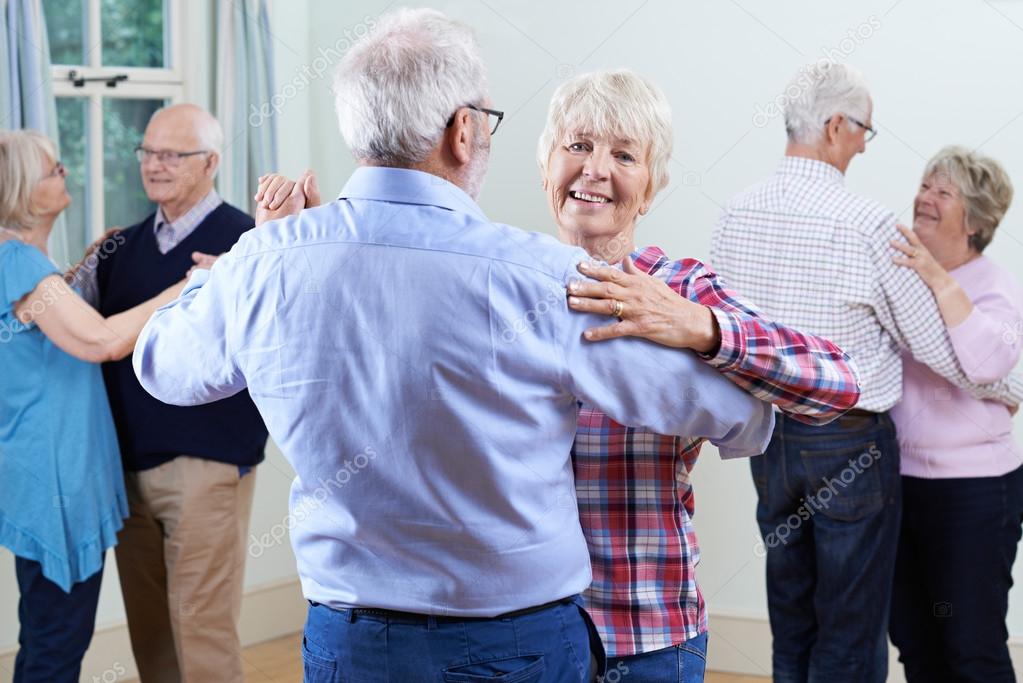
[611, 299, 624, 318]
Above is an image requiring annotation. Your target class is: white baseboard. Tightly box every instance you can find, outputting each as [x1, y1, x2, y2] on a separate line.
[0, 577, 306, 683]
[706, 610, 1023, 681]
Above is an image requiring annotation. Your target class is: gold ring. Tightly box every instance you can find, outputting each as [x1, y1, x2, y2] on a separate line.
[611, 299, 624, 318]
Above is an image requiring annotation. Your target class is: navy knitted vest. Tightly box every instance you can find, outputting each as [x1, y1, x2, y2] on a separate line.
[97, 202, 268, 471]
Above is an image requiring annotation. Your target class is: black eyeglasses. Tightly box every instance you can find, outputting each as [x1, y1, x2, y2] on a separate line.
[825, 114, 877, 142]
[446, 104, 504, 135]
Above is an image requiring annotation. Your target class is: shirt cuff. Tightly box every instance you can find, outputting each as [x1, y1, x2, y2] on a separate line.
[700, 307, 745, 370]
[182, 268, 210, 296]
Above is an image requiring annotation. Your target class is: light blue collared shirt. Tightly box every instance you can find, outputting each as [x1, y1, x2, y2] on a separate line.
[133, 167, 773, 616]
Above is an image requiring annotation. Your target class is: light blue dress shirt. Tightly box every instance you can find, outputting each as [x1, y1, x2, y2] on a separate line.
[133, 167, 774, 616]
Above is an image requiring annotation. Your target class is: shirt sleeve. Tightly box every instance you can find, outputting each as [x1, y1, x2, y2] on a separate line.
[656, 257, 861, 424]
[946, 285, 1022, 384]
[869, 216, 1022, 404]
[133, 255, 248, 406]
[0, 242, 59, 325]
[558, 266, 775, 459]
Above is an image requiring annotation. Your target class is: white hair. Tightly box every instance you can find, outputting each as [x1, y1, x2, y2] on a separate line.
[149, 104, 224, 156]
[537, 69, 673, 202]
[783, 62, 871, 145]
[332, 8, 488, 166]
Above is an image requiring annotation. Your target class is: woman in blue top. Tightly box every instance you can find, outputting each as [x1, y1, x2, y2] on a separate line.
[0, 130, 187, 682]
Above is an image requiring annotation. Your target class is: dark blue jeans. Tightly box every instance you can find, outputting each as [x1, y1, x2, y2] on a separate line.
[889, 465, 1023, 683]
[605, 632, 707, 683]
[13, 555, 104, 683]
[750, 412, 901, 683]
[301, 597, 603, 682]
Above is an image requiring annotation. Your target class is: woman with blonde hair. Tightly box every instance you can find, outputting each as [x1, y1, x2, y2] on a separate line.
[537, 70, 860, 681]
[888, 146, 1023, 682]
[0, 129, 187, 682]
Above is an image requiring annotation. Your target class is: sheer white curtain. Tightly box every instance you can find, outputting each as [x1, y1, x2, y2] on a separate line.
[0, 0, 66, 264]
[215, 0, 278, 214]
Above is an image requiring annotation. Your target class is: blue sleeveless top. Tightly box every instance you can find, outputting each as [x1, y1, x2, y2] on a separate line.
[0, 240, 127, 591]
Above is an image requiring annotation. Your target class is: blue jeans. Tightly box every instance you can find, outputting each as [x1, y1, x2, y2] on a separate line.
[605, 632, 708, 682]
[750, 412, 901, 683]
[301, 597, 603, 682]
[889, 465, 1023, 683]
[13, 555, 104, 683]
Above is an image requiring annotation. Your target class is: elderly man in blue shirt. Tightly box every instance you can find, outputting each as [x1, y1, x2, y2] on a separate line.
[133, 8, 774, 682]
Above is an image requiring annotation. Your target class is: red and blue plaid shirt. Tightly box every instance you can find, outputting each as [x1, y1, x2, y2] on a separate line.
[573, 246, 860, 657]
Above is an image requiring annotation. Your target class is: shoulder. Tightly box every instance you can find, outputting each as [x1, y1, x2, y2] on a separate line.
[965, 255, 1023, 298]
[840, 191, 895, 237]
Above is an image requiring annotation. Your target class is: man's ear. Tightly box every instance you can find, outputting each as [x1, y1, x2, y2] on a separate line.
[204, 152, 221, 179]
[824, 114, 843, 145]
[446, 108, 475, 165]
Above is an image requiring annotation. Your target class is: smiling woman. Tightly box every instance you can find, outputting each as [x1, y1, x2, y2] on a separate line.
[535, 69, 861, 682]
[0, 129, 189, 682]
[886, 146, 1023, 682]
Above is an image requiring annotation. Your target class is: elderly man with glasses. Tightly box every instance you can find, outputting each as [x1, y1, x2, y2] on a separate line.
[711, 63, 1022, 683]
[72, 103, 268, 683]
[131, 9, 778, 682]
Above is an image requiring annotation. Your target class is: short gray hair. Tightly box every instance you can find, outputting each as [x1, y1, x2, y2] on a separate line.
[537, 69, 673, 202]
[923, 145, 1013, 253]
[148, 104, 224, 156]
[333, 8, 488, 166]
[0, 129, 57, 231]
[783, 63, 871, 145]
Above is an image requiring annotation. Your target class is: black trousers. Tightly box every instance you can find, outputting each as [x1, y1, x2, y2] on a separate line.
[889, 464, 1023, 683]
[13, 555, 104, 683]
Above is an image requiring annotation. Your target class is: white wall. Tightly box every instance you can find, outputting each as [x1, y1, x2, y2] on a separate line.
[4, 0, 1023, 678]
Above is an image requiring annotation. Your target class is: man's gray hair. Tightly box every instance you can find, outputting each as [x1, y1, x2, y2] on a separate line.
[783, 63, 871, 145]
[333, 8, 488, 166]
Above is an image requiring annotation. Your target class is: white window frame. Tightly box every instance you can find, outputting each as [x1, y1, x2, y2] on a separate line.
[50, 0, 185, 240]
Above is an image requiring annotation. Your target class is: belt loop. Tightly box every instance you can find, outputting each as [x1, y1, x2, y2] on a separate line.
[344, 609, 355, 623]
[427, 615, 438, 630]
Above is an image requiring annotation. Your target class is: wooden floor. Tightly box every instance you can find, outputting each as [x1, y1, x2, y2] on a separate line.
[126, 631, 769, 682]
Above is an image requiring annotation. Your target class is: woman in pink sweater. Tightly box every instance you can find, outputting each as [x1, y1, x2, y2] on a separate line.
[888, 146, 1023, 683]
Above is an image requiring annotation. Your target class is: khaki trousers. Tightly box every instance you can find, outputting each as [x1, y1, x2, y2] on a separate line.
[116, 456, 256, 683]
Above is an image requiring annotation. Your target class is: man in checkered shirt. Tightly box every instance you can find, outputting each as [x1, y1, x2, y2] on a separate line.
[711, 63, 1022, 683]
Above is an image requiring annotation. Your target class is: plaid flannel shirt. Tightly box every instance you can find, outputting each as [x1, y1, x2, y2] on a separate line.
[573, 246, 860, 657]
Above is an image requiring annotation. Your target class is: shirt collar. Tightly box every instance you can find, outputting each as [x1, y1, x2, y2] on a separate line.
[338, 167, 488, 223]
[777, 155, 845, 185]
[154, 188, 222, 232]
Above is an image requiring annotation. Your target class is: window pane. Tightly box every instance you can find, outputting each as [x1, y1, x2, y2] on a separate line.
[43, 0, 87, 66]
[104, 98, 163, 228]
[101, 0, 166, 68]
[56, 97, 91, 260]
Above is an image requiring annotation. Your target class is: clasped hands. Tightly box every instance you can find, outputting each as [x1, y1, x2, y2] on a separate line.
[185, 169, 323, 277]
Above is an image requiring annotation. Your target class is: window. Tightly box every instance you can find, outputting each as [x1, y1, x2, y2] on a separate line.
[44, 0, 183, 258]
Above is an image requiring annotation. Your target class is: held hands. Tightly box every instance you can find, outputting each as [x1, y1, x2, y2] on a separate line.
[254, 169, 321, 226]
[567, 258, 721, 354]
